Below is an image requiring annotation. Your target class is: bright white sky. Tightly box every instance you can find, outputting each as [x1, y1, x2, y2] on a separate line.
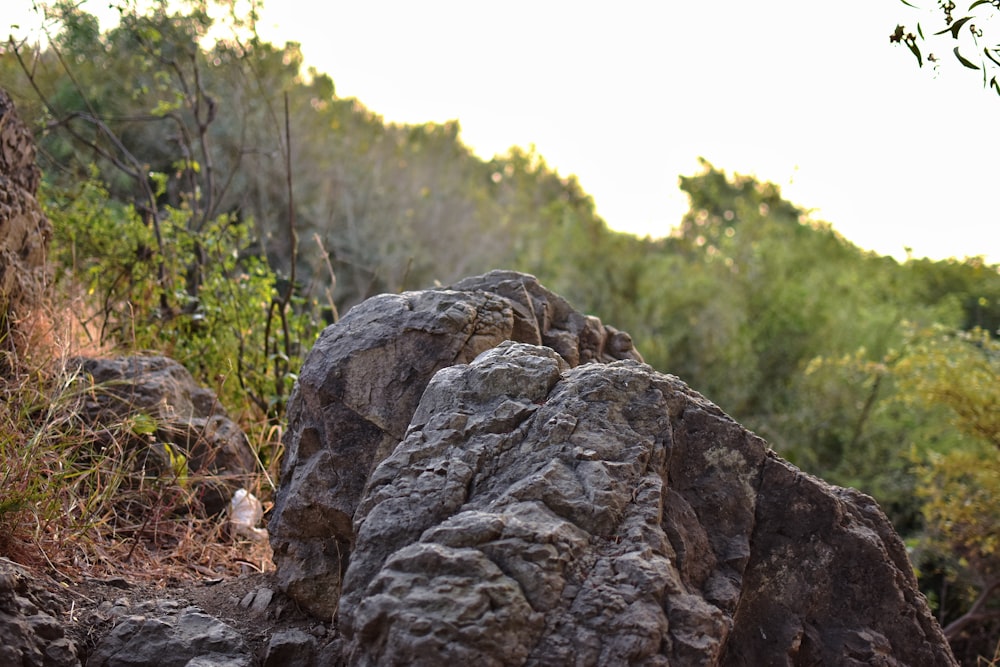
[7, 1, 1000, 262]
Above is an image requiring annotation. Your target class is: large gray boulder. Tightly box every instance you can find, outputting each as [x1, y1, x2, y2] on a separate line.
[270, 271, 641, 619]
[337, 341, 953, 665]
[271, 270, 955, 665]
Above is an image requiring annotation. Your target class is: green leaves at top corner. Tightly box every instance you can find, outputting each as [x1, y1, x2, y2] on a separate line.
[935, 15, 975, 39]
[954, 46, 981, 68]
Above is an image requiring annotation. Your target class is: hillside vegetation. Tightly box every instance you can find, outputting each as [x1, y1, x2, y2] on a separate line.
[2, 1, 998, 660]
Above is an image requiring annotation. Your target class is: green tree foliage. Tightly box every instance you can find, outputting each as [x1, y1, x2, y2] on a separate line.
[898, 326, 1000, 652]
[42, 174, 317, 427]
[631, 161, 918, 438]
[486, 146, 649, 326]
[891, 0, 1000, 95]
[5, 0, 322, 433]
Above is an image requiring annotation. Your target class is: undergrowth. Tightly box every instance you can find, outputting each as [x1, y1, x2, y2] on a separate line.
[0, 311, 275, 581]
[0, 177, 314, 581]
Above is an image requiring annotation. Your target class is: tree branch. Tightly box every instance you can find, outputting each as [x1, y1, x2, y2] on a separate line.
[943, 577, 1000, 640]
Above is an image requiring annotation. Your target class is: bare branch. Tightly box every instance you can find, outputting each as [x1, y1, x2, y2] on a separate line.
[943, 577, 1000, 639]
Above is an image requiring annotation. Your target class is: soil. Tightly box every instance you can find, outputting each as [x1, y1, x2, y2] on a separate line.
[38, 552, 341, 664]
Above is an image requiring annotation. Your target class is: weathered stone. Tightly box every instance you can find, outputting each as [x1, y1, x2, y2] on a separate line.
[268, 272, 954, 664]
[69, 355, 257, 514]
[721, 459, 953, 666]
[270, 270, 642, 619]
[87, 606, 250, 667]
[262, 629, 317, 667]
[237, 587, 273, 617]
[0, 558, 80, 667]
[335, 341, 954, 665]
[0, 87, 51, 362]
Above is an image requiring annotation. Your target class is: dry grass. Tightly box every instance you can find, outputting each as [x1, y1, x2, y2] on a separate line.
[979, 640, 1000, 667]
[0, 300, 276, 584]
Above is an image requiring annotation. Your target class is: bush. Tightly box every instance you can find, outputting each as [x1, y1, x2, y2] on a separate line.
[44, 175, 322, 438]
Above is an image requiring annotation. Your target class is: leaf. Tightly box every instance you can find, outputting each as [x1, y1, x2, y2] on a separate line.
[131, 413, 158, 436]
[935, 16, 974, 39]
[985, 47, 1000, 67]
[969, 0, 992, 8]
[137, 26, 162, 43]
[151, 99, 180, 117]
[918, 22, 924, 40]
[954, 46, 981, 69]
[899, 0, 919, 6]
[909, 40, 924, 67]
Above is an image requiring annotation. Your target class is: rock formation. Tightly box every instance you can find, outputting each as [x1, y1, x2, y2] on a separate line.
[69, 355, 258, 515]
[270, 270, 641, 620]
[0, 87, 52, 361]
[271, 270, 956, 665]
[0, 558, 79, 667]
[87, 601, 250, 667]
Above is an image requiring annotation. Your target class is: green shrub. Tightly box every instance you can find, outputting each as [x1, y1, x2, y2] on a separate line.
[43, 175, 322, 445]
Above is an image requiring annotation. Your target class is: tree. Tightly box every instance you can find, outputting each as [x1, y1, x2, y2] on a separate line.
[891, 0, 1000, 95]
[899, 326, 1000, 656]
[5, 0, 320, 426]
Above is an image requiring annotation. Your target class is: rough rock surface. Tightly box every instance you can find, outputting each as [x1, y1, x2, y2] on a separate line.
[0, 564, 333, 667]
[271, 270, 955, 665]
[262, 629, 318, 667]
[87, 601, 250, 667]
[69, 355, 258, 514]
[335, 341, 954, 666]
[0, 87, 52, 356]
[270, 270, 642, 619]
[0, 557, 79, 667]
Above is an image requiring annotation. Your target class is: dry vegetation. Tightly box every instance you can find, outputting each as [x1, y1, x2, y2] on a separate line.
[0, 299, 275, 586]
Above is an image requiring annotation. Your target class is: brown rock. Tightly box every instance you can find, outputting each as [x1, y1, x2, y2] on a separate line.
[0, 87, 52, 360]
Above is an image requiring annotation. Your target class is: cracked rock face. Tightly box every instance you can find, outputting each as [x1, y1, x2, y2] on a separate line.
[271, 271, 954, 665]
[88, 603, 250, 667]
[269, 271, 641, 620]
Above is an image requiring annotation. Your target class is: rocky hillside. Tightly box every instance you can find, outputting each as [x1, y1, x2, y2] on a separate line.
[0, 86, 959, 665]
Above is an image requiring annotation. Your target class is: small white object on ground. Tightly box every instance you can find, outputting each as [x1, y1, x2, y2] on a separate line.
[229, 488, 268, 541]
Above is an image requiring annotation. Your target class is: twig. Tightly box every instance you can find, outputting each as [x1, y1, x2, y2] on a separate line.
[943, 577, 1000, 639]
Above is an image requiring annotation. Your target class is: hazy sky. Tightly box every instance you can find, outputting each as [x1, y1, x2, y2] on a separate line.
[8, 1, 1000, 262]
